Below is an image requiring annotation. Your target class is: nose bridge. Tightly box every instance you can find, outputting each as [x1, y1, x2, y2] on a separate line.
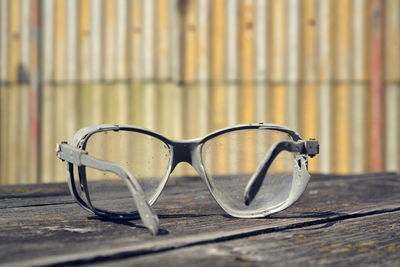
[170, 140, 198, 169]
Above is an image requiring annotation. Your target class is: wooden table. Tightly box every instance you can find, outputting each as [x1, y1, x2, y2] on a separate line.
[1, 173, 399, 266]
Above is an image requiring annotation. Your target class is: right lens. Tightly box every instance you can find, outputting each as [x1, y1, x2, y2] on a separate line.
[201, 128, 295, 216]
[81, 130, 171, 214]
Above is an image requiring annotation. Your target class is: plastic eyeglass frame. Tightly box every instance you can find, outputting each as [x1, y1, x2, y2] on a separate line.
[56, 123, 319, 235]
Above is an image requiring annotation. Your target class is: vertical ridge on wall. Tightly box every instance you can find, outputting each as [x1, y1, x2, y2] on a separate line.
[142, 0, 155, 81]
[334, 0, 351, 173]
[182, 0, 198, 139]
[210, 0, 226, 129]
[90, 0, 102, 81]
[157, 0, 171, 81]
[157, 0, 172, 138]
[239, 0, 255, 174]
[239, 0, 255, 124]
[225, 0, 239, 174]
[27, 0, 41, 183]
[270, 0, 286, 126]
[384, 0, 400, 172]
[0, 0, 8, 83]
[170, 0, 183, 141]
[254, 0, 268, 123]
[142, 0, 157, 132]
[66, 0, 78, 82]
[65, 0, 78, 136]
[300, 0, 318, 172]
[225, 0, 239, 126]
[198, 0, 210, 136]
[286, 0, 300, 131]
[115, 0, 129, 140]
[371, 0, 383, 172]
[131, 0, 142, 80]
[115, 0, 128, 80]
[7, 0, 22, 184]
[29, 0, 41, 183]
[352, 0, 368, 173]
[20, 0, 31, 183]
[104, 0, 116, 81]
[89, 0, 103, 141]
[0, 0, 8, 183]
[317, 0, 333, 173]
[54, 0, 67, 181]
[78, 0, 92, 129]
[41, 0, 55, 182]
[78, 0, 90, 82]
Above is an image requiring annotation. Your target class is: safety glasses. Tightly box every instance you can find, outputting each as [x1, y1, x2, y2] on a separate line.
[56, 123, 319, 235]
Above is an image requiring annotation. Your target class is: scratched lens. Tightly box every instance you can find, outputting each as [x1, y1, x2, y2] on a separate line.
[201, 129, 295, 215]
[82, 130, 171, 214]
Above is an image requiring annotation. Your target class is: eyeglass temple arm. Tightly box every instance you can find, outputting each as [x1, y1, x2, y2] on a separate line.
[244, 139, 319, 206]
[56, 143, 159, 235]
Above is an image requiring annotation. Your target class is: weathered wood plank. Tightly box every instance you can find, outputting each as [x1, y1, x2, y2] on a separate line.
[0, 173, 399, 266]
[114, 211, 400, 267]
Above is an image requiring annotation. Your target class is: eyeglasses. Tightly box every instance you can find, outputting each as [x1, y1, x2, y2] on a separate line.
[56, 123, 319, 235]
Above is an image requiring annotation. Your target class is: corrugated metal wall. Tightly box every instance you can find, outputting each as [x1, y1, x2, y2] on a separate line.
[0, 0, 399, 184]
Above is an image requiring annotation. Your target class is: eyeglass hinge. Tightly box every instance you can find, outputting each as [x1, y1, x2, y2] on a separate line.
[305, 139, 319, 158]
[56, 142, 88, 166]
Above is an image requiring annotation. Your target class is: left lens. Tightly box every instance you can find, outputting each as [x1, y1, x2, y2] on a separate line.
[201, 128, 296, 216]
[82, 130, 171, 214]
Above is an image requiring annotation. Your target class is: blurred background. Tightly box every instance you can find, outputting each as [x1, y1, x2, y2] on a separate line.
[0, 0, 399, 184]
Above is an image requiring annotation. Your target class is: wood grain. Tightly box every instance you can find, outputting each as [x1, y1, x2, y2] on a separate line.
[116, 211, 400, 266]
[0, 173, 399, 266]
